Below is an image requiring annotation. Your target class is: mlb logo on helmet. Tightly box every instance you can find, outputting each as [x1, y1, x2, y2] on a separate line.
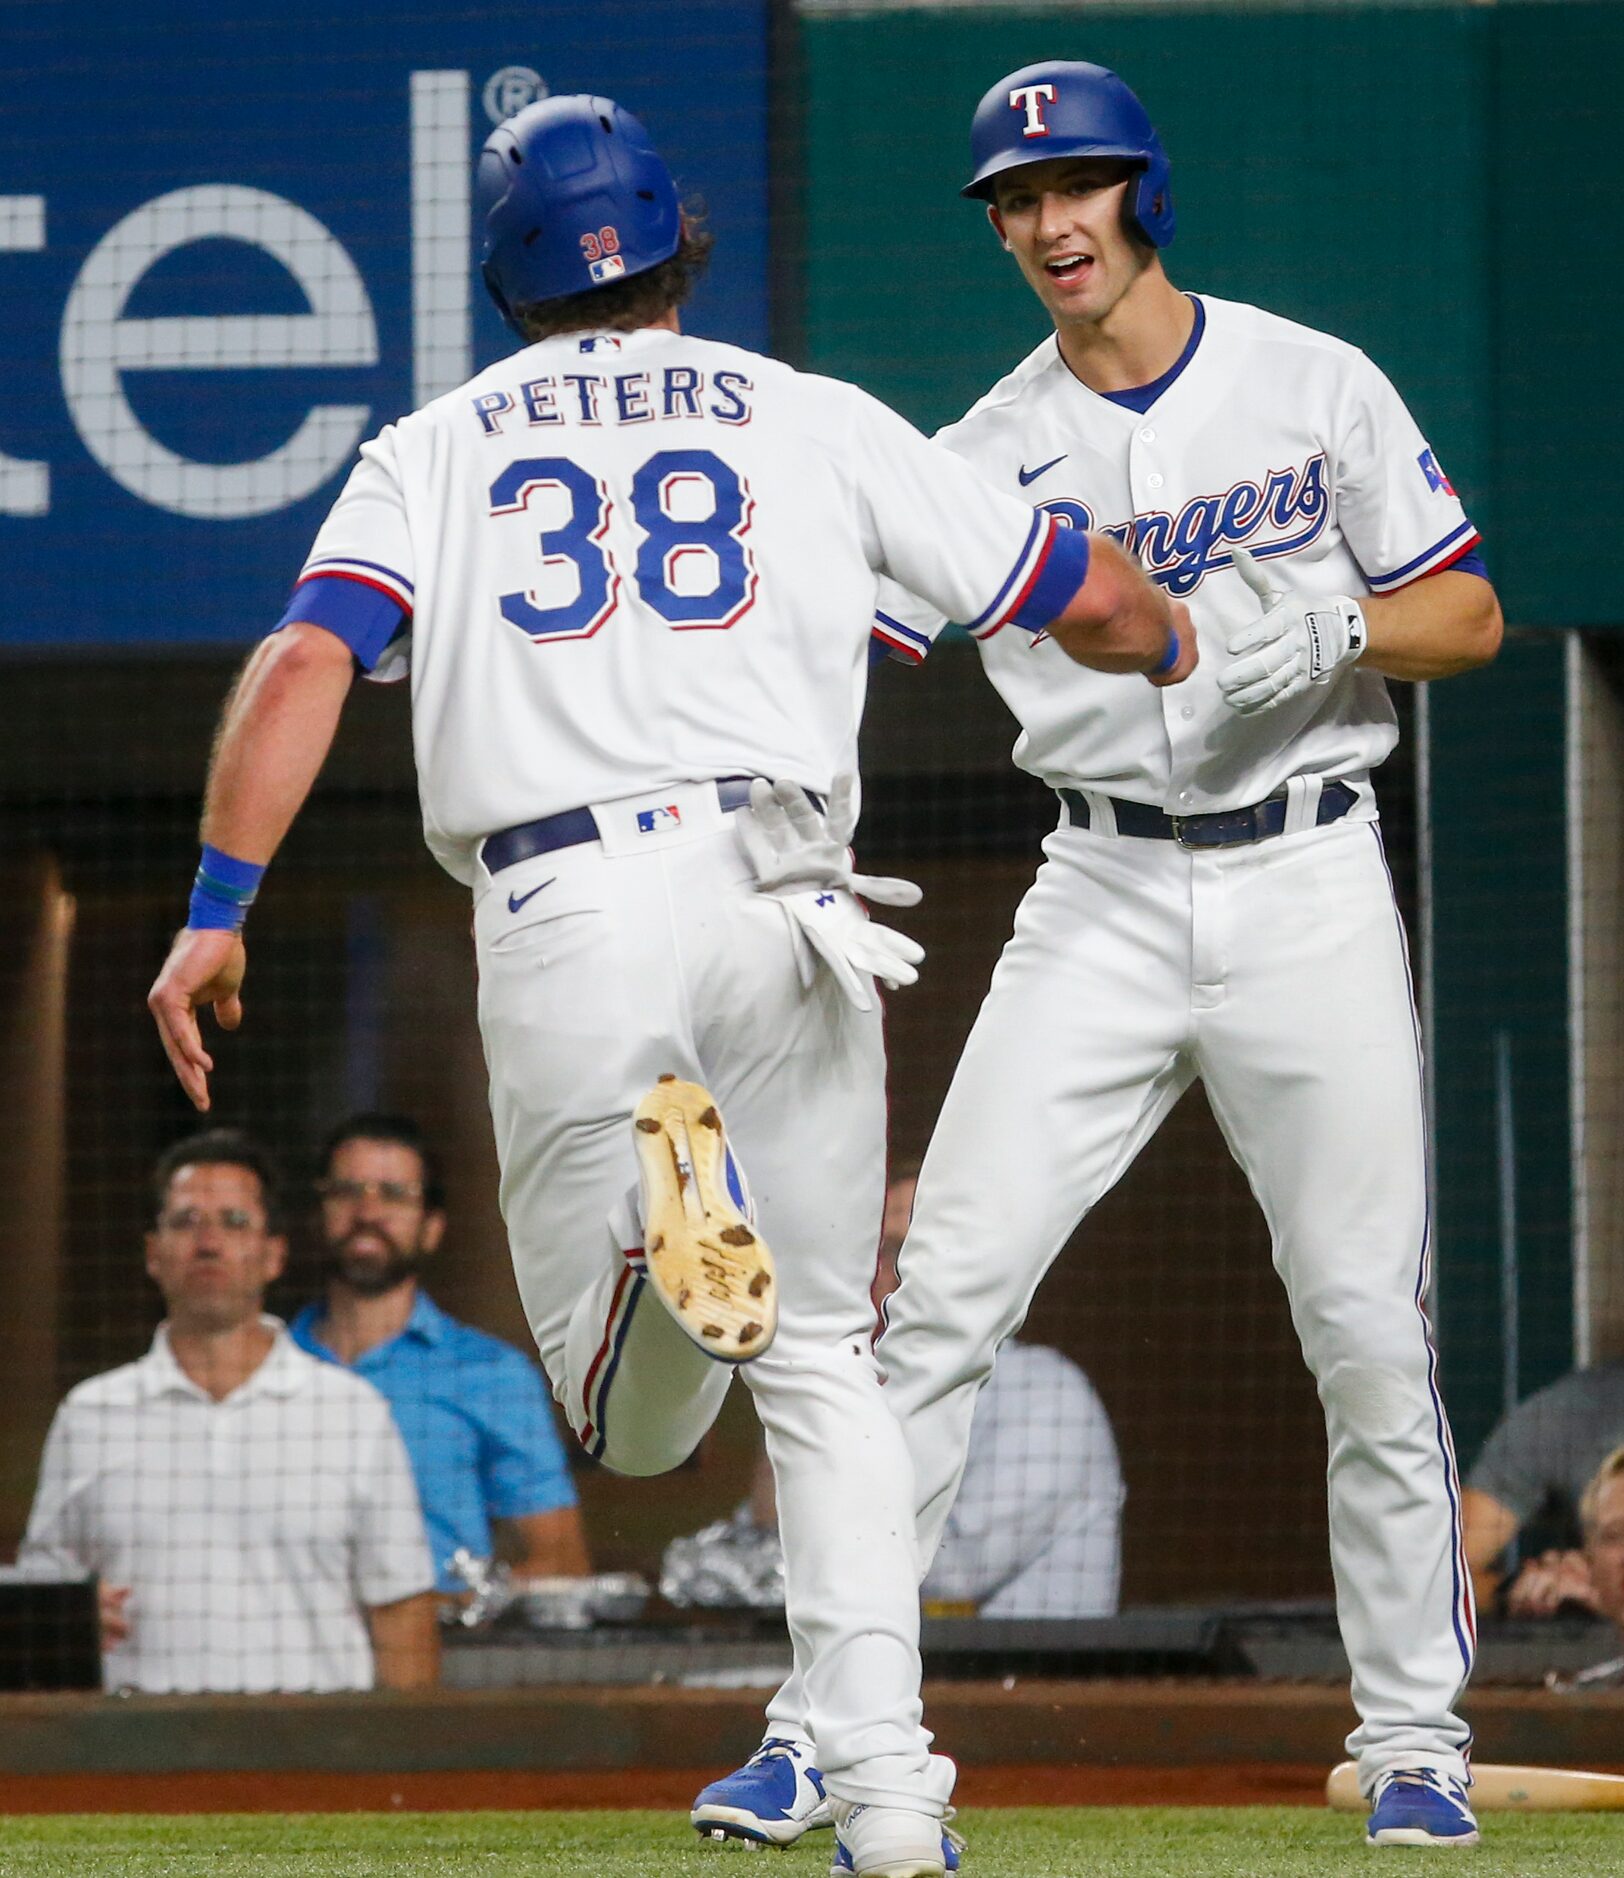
[590, 254, 627, 283]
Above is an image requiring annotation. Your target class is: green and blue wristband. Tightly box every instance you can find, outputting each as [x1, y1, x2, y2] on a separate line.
[188, 845, 265, 931]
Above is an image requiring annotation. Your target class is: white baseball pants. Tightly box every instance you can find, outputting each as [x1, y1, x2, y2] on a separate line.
[881, 810, 1476, 1788]
[472, 781, 948, 1813]
[764, 808, 1475, 1790]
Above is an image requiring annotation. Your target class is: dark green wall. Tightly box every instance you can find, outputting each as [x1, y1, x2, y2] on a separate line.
[1490, 4, 1624, 626]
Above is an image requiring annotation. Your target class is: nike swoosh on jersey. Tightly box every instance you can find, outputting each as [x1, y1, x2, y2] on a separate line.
[1017, 454, 1068, 487]
[507, 878, 557, 913]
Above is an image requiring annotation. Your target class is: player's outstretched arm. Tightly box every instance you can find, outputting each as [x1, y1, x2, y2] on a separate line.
[1048, 533, 1197, 685]
[148, 622, 357, 1111]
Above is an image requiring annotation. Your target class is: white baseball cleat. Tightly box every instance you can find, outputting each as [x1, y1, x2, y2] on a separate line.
[633, 1075, 776, 1363]
[830, 1800, 950, 1878]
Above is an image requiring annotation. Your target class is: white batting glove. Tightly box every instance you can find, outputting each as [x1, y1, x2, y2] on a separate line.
[737, 774, 922, 908]
[779, 886, 925, 1013]
[736, 774, 924, 1013]
[1218, 548, 1368, 716]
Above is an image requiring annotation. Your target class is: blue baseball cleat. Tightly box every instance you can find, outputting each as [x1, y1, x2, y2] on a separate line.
[1366, 1769, 1480, 1846]
[691, 1738, 833, 1847]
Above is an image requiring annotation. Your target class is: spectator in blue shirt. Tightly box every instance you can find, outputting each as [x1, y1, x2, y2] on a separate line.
[290, 1114, 589, 1591]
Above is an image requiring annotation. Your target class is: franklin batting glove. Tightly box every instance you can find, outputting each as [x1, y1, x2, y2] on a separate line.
[1219, 547, 1367, 717]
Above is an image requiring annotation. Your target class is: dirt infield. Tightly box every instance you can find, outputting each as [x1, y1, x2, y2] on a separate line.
[0, 1763, 1329, 1814]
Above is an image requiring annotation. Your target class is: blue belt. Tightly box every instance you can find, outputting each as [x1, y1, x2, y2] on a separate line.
[1057, 780, 1358, 849]
[483, 777, 772, 876]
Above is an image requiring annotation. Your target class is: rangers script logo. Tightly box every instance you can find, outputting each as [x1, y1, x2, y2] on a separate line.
[1036, 453, 1331, 597]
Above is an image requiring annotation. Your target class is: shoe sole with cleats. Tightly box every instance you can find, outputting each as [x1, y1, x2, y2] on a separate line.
[1367, 1827, 1481, 1848]
[634, 1076, 776, 1363]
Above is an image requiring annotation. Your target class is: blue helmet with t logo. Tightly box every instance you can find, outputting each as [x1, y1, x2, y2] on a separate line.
[962, 61, 1175, 249]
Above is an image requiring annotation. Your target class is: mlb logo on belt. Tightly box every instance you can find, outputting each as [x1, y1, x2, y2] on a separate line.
[636, 804, 682, 834]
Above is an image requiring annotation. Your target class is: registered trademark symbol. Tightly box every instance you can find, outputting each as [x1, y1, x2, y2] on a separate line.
[483, 67, 548, 126]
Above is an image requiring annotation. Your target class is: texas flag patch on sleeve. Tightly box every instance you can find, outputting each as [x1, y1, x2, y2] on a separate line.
[1418, 448, 1456, 497]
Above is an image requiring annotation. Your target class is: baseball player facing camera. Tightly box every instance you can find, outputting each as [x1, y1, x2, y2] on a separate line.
[700, 61, 1502, 1857]
[148, 94, 1187, 1878]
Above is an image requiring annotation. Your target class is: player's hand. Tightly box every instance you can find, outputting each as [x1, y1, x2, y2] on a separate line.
[1145, 600, 1198, 688]
[1505, 1549, 1602, 1619]
[98, 1583, 133, 1646]
[147, 927, 248, 1112]
[777, 886, 924, 1013]
[1218, 549, 1368, 716]
[739, 774, 922, 908]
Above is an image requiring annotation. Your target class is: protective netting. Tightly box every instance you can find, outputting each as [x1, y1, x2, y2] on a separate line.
[1, 0, 1620, 1702]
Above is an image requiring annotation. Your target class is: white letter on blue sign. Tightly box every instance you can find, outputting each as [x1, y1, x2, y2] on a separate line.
[411, 71, 473, 406]
[1, 196, 49, 517]
[60, 184, 378, 519]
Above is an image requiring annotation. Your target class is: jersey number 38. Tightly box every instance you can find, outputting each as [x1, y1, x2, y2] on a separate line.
[488, 448, 755, 642]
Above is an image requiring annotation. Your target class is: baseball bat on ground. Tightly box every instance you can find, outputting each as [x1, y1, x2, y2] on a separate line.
[1327, 1761, 1624, 1813]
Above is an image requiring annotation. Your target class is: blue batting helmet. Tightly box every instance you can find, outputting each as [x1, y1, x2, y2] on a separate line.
[962, 61, 1175, 249]
[477, 94, 682, 335]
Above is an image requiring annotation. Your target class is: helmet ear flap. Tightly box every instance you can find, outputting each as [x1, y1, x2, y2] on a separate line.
[1129, 152, 1175, 248]
[482, 259, 526, 340]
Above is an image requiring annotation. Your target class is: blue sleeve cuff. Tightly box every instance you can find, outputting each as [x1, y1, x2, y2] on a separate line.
[275, 573, 409, 672]
[1442, 547, 1489, 581]
[1008, 525, 1092, 634]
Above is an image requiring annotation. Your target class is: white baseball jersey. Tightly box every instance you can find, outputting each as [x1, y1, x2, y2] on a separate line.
[873, 294, 1480, 810]
[280, 326, 1086, 882]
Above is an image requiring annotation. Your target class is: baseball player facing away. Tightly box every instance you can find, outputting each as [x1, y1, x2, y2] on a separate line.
[147, 96, 1189, 1878]
[697, 61, 1503, 1855]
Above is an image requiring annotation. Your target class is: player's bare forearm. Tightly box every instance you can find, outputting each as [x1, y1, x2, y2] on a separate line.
[506, 1507, 592, 1578]
[1461, 1485, 1518, 1608]
[1048, 532, 1196, 682]
[367, 1591, 442, 1689]
[201, 622, 358, 859]
[147, 622, 356, 1111]
[1359, 570, 1502, 684]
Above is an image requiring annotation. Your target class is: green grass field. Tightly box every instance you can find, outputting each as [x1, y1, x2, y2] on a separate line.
[0, 1810, 1619, 1876]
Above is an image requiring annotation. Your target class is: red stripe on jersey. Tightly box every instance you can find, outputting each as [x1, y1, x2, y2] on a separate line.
[296, 568, 416, 618]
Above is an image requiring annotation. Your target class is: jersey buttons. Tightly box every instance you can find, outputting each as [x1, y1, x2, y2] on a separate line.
[1139, 427, 1156, 443]
[1148, 473, 1164, 490]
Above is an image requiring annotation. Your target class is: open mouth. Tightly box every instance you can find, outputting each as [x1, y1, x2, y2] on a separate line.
[1044, 253, 1093, 285]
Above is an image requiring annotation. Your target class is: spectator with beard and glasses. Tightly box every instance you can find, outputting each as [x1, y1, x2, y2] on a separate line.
[290, 1114, 589, 1591]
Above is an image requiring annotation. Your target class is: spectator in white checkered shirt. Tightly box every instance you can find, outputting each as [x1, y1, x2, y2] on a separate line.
[17, 1130, 438, 1693]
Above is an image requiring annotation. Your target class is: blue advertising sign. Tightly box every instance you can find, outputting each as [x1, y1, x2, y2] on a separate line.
[0, 2, 768, 648]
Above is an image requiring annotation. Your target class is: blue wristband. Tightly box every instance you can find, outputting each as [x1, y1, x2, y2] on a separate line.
[1149, 629, 1181, 677]
[187, 845, 266, 932]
